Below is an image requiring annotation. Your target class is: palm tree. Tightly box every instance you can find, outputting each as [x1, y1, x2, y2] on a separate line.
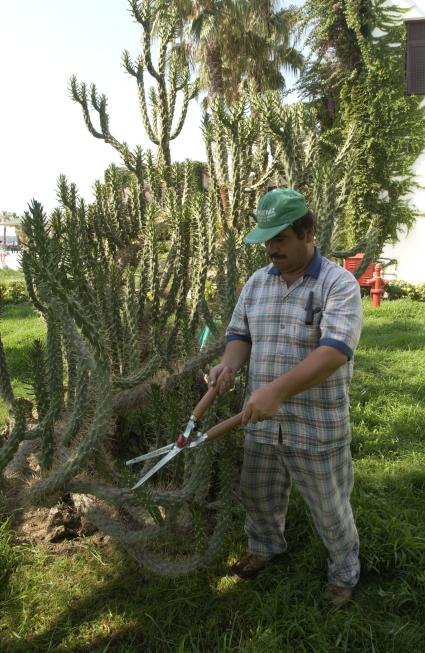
[174, 0, 303, 103]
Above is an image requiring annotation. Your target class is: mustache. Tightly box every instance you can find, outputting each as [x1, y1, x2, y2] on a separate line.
[269, 254, 287, 259]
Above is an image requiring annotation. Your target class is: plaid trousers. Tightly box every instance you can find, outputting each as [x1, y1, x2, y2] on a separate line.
[240, 439, 360, 588]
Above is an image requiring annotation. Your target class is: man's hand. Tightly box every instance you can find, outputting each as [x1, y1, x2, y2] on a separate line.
[208, 364, 235, 396]
[242, 382, 282, 425]
[208, 340, 250, 396]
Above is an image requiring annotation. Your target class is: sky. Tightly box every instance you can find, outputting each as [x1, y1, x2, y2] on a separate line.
[0, 0, 208, 215]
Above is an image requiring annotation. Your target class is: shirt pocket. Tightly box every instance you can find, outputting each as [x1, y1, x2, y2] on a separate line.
[285, 319, 321, 359]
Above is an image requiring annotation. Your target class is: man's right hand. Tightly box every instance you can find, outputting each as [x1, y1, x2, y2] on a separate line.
[208, 364, 235, 396]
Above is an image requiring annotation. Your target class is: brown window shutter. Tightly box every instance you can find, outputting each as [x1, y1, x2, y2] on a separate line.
[406, 21, 425, 95]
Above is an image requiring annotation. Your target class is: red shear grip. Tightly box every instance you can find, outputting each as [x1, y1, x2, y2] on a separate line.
[176, 434, 188, 448]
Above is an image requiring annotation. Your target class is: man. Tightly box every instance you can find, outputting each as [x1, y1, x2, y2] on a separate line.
[209, 188, 362, 607]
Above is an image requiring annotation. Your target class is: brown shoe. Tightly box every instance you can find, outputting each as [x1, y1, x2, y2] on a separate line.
[325, 583, 355, 608]
[229, 552, 272, 579]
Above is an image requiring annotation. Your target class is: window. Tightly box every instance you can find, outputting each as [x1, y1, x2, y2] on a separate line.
[406, 20, 425, 96]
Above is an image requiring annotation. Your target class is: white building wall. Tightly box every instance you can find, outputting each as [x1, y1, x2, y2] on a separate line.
[382, 0, 425, 282]
[382, 156, 425, 283]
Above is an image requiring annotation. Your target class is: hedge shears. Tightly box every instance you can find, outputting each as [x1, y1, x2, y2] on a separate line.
[126, 385, 243, 490]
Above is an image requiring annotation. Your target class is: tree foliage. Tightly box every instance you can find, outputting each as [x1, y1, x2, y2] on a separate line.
[299, 0, 425, 250]
[174, 0, 303, 103]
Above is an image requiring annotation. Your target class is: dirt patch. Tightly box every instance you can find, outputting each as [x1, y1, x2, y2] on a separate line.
[2, 440, 110, 555]
[5, 492, 112, 556]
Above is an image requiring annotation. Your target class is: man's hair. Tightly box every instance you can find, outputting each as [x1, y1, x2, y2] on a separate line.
[290, 210, 316, 239]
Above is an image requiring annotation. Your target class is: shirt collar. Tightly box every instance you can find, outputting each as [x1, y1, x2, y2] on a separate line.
[268, 247, 322, 278]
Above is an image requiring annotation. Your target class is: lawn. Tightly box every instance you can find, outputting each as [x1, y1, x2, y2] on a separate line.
[0, 269, 25, 284]
[0, 300, 46, 427]
[1, 299, 425, 652]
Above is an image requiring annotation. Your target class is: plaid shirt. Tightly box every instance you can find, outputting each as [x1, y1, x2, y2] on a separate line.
[226, 249, 362, 450]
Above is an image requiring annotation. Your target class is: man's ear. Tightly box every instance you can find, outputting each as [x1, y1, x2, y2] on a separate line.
[305, 226, 315, 244]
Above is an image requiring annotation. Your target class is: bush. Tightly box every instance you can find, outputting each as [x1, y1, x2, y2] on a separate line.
[0, 281, 27, 304]
[386, 281, 425, 302]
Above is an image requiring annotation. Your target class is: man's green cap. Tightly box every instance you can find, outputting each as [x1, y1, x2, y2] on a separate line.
[244, 188, 308, 244]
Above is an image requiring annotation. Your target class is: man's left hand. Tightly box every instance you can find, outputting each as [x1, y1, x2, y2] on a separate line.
[242, 383, 283, 425]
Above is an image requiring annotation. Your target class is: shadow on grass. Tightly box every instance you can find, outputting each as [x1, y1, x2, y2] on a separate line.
[6, 555, 424, 653]
[3, 622, 145, 653]
[2, 481, 425, 653]
[0, 500, 323, 653]
[0, 559, 148, 653]
[0, 546, 325, 653]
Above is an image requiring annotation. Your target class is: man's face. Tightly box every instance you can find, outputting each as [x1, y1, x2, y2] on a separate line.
[265, 226, 313, 274]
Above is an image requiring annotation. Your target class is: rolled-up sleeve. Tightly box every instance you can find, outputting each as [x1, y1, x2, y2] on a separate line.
[319, 272, 362, 359]
[225, 284, 252, 344]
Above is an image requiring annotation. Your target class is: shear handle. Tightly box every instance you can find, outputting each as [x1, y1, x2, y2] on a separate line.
[205, 411, 244, 441]
[191, 385, 220, 420]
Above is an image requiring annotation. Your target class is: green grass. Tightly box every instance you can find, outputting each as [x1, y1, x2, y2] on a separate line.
[0, 302, 46, 426]
[1, 298, 425, 652]
[0, 269, 24, 284]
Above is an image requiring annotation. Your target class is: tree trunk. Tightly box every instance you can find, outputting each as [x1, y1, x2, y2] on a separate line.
[205, 42, 224, 100]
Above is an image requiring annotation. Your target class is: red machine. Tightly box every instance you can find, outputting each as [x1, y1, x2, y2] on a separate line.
[343, 253, 375, 286]
[343, 254, 388, 307]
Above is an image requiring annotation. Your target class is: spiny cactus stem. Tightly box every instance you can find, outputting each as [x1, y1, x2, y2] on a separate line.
[0, 336, 14, 412]
[170, 84, 191, 141]
[31, 363, 112, 505]
[70, 77, 103, 140]
[0, 400, 27, 472]
[112, 337, 225, 416]
[137, 64, 159, 144]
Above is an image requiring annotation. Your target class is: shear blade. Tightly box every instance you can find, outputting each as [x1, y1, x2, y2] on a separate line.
[187, 433, 208, 448]
[126, 443, 174, 466]
[132, 446, 182, 490]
